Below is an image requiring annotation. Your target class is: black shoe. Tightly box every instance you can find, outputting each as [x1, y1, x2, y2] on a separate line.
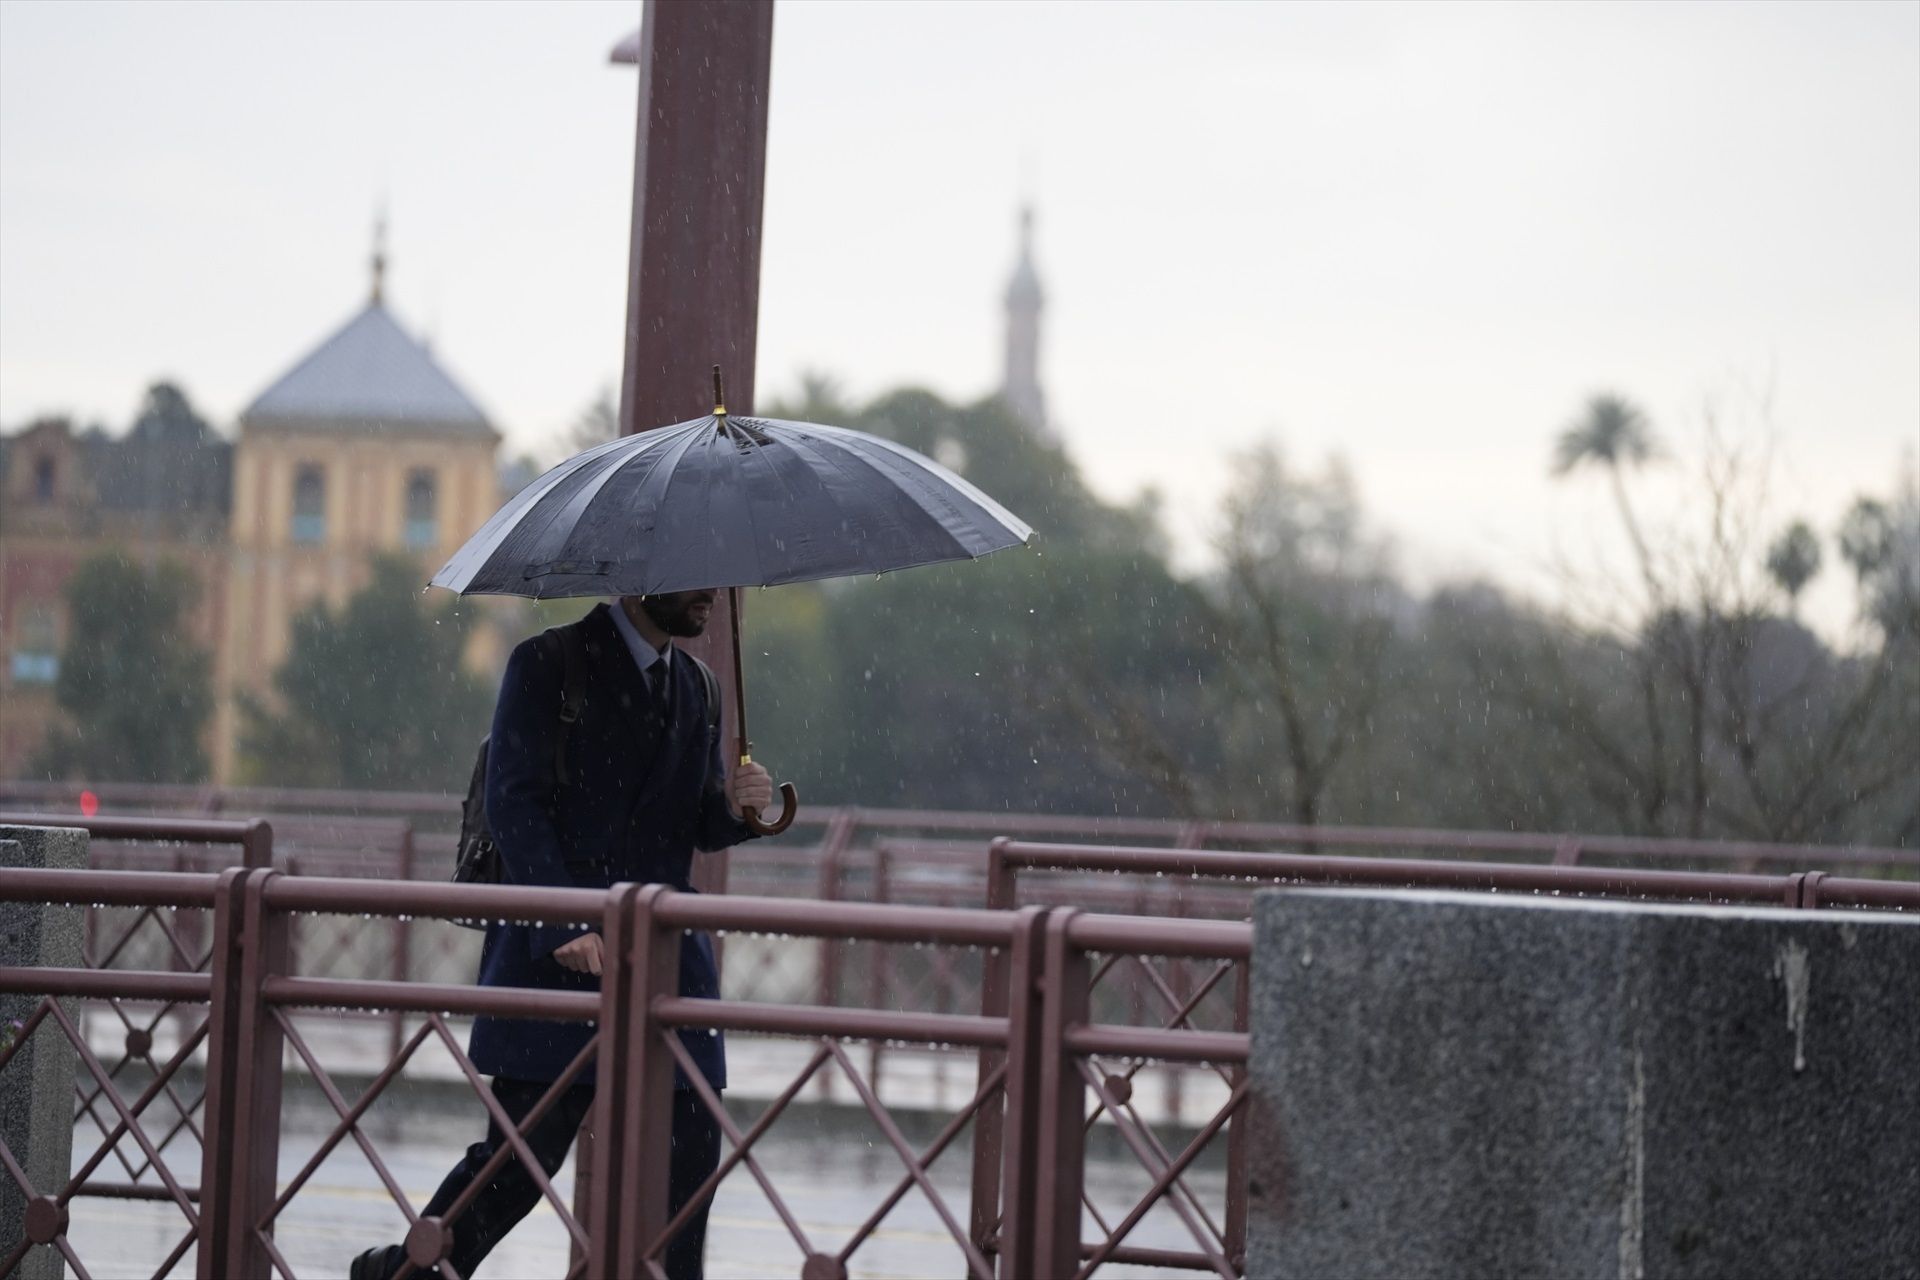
[349, 1244, 407, 1280]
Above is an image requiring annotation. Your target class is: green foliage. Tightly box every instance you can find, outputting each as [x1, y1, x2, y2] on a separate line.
[238, 555, 492, 790]
[749, 380, 1209, 816]
[31, 551, 213, 783]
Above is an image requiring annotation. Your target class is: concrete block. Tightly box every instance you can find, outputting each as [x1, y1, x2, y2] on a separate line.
[1247, 888, 1920, 1280]
[1, 825, 87, 1280]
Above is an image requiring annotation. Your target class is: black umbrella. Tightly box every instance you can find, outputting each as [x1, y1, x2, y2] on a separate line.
[433, 369, 1033, 833]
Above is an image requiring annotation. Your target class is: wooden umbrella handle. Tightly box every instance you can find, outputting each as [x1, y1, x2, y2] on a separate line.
[743, 783, 799, 837]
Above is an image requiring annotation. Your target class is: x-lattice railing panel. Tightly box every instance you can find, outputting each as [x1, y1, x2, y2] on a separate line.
[2, 993, 207, 1280]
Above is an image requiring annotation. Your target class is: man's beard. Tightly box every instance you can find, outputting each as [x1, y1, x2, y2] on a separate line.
[639, 591, 714, 638]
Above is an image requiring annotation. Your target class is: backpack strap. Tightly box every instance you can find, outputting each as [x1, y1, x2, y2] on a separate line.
[538, 623, 590, 787]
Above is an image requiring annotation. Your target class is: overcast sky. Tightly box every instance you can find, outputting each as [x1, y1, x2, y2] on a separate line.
[3, 0, 1915, 630]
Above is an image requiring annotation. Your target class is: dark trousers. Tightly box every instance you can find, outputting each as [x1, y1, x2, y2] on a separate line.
[422, 1076, 721, 1280]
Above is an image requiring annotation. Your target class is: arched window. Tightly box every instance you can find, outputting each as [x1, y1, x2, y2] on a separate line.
[33, 456, 56, 503]
[404, 469, 438, 550]
[292, 464, 326, 544]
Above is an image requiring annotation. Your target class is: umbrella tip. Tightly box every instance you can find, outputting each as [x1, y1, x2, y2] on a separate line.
[712, 365, 727, 417]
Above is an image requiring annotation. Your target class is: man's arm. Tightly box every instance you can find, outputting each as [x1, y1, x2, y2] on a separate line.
[695, 720, 769, 851]
[484, 636, 589, 958]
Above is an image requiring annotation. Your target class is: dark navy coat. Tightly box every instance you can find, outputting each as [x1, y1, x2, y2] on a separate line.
[468, 602, 752, 1087]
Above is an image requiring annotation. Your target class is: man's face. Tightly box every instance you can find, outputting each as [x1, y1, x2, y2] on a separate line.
[635, 589, 716, 638]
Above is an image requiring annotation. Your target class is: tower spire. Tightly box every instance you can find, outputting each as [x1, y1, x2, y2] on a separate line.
[370, 206, 388, 305]
[1001, 203, 1047, 434]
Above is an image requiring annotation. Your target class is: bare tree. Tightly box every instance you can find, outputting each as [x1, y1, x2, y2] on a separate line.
[1214, 444, 1396, 828]
[1527, 390, 1914, 843]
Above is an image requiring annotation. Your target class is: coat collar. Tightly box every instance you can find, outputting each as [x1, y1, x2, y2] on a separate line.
[579, 602, 696, 761]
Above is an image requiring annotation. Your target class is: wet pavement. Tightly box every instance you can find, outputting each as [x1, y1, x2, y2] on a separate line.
[61, 1033, 1230, 1280]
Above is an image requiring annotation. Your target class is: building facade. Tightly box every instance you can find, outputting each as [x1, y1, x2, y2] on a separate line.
[215, 281, 503, 780]
[0, 397, 232, 777]
[0, 265, 504, 783]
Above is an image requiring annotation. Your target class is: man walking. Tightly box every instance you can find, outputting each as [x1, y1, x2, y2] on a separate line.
[353, 589, 771, 1280]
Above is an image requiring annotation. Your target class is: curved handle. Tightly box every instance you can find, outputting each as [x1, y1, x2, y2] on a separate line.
[743, 782, 799, 837]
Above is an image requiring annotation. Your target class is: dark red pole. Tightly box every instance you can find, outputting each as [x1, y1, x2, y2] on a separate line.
[615, 0, 775, 890]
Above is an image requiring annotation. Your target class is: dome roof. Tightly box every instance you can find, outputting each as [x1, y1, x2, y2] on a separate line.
[241, 301, 495, 438]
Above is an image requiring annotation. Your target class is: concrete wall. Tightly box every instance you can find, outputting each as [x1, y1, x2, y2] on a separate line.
[1247, 888, 1919, 1279]
[1, 824, 86, 1280]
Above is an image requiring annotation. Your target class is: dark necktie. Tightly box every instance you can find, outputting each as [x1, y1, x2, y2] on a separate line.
[644, 656, 669, 715]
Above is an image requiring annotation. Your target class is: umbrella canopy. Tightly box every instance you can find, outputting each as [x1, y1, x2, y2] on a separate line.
[431, 412, 1032, 599]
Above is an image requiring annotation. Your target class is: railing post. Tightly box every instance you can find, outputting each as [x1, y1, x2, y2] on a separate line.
[867, 845, 892, 1091]
[991, 906, 1052, 1278]
[590, 884, 679, 1276]
[197, 867, 286, 1280]
[390, 824, 415, 1062]
[1032, 909, 1091, 1280]
[1224, 959, 1251, 1272]
[970, 838, 1019, 1261]
[814, 810, 857, 1103]
[195, 868, 247, 1280]
[239, 819, 273, 871]
[579, 890, 641, 1280]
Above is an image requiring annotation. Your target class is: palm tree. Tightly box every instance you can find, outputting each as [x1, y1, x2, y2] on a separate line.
[1552, 393, 1659, 588]
[1765, 521, 1822, 613]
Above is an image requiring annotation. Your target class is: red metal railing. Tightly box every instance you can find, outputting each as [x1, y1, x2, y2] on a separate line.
[1, 812, 439, 1067]
[0, 866, 1257, 1279]
[5, 782, 1914, 874]
[0, 816, 269, 1228]
[15, 807, 1912, 1175]
[5, 829, 1917, 1279]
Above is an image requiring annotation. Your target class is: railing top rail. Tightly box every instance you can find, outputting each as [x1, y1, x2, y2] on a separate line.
[8, 781, 1917, 865]
[262, 877, 1027, 944]
[990, 836, 1920, 875]
[0, 812, 268, 845]
[0, 866, 221, 908]
[1066, 912, 1253, 960]
[0, 866, 1032, 943]
[262, 875, 607, 924]
[2, 806, 406, 840]
[997, 841, 1821, 901]
[1171, 820, 1920, 866]
[653, 890, 1022, 945]
[1808, 877, 1920, 908]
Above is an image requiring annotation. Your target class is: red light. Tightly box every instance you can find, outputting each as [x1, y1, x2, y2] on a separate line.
[78, 790, 99, 818]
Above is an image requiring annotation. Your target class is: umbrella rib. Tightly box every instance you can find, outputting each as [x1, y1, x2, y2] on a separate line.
[576, 425, 700, 555]
[433, 430, 645, 591]
[776, 426, 974, 578]
[571, 420, 708, 593]
[792, 419, 1032, 542]
[746, 424, 890, 583]
[642, 420, 730, 593]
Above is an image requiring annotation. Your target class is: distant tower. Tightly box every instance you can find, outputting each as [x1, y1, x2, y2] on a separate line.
[1001, 205, 1047, 434]
[369, 207, 387, 304]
